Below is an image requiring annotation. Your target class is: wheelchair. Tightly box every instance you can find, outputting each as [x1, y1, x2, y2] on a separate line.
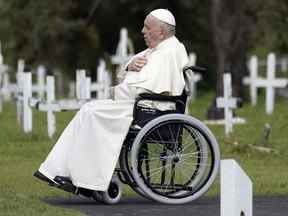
[92, 66, 221, 204]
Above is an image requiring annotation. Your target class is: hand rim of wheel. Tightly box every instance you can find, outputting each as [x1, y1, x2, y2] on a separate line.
[131, 114, 220, 204]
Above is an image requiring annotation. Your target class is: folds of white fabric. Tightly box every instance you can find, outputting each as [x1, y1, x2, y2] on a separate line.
[39, 99, 134, 191]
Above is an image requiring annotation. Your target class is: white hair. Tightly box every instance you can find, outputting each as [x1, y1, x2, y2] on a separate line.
[160, 21, 176, 36]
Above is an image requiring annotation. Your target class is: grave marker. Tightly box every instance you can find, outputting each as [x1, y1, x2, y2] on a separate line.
[93, 60, 111, 99]
[46, 75, 56, 138]
[22, 71, 32, 133]
[185, 53, 202, 114]
[221, 159, 253, 216]
[69, 60, 111, 99]
[187, 53, 201, 101]
[216, 73, 242, 135]
[0, 56, 5, 111]
[243, 53, 288, 114]
[265, 53, 288, 114]
[243, 55, 258, 106]
[0, 42, 10, 111]
[21, 70, 90, 138]
[16, 59, 25, 124]
[34, 65, 46, 98]
[76, 69, 90, 100]
[111, 28, 133, 65]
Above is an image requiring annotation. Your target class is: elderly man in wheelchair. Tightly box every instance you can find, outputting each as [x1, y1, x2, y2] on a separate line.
[34, 9, 220, 204]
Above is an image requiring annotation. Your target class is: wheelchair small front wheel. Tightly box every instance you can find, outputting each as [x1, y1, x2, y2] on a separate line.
[92, 176, 122, 204]
[130, 114, 220, 204]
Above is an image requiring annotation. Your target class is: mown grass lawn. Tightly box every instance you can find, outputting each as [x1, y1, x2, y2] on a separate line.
[0, 91, 287, 215]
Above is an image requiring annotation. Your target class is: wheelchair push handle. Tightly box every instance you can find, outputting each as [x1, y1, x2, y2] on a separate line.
[183, 65, 207, 73]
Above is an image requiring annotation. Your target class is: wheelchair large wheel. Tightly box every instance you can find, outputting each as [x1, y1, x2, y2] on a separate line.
[130, 114, 220, 204]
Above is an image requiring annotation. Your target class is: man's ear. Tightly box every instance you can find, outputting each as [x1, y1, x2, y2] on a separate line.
[159, 27, 166, 39]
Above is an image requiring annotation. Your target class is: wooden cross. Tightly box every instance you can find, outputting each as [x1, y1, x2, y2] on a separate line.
[34, 65, 46, 99]
[22, 71, 87, 138]
[243, 53, 288, 114]
[92, 59, 111, 99]
[264, 53, 288, 114]
[185, 53, 202, 114]
[243, 55, 258, 106]
[76, 69, 90, 100]
[216, 73, 242, 135]
[0, 43, 9, 112]
[111, 28, 133, 65]
[187, 53, 202, 101]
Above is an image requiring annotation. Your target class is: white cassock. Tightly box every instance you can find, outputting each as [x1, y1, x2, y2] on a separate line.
[38, 36, 188, 191]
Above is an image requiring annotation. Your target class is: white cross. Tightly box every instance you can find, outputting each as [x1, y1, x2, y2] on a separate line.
[34, 65, 46, 99]
[111, 28, 133, 65]
[264, 53, 288, 114]
[45, 75, 56, 138]
[0, 41, 9, 96]
[243, 53, 288, 114]
[0, 42, 10, 112]
[185, 53, 202, 114]
[37, 75, 87, 138]
[22, 71, 33, 133]
[187, 53, 202, 100]
[20, 69, 91, 138]
[243, 55, 259, 106]
[216, 73, 241, 135]
[189, 52, 197, 66]
[92, 59, 111, 99]
[76, 69, 90, 100]
[69, 61, 111, 100]
[15, 59, 25, 124]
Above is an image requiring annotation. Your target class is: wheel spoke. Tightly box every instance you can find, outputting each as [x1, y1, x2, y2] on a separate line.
[130, 117, 219, 202]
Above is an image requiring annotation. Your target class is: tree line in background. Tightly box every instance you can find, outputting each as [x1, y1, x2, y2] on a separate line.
[0, 0, 288, 110]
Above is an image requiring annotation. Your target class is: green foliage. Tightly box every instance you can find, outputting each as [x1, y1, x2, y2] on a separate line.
[0, 0, 101, 74]
[251, 0, 288, 55]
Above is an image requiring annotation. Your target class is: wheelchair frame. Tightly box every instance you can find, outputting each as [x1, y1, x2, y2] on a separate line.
[97, 66, 221, 205]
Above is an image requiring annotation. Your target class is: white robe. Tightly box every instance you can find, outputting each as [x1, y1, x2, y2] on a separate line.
[38, 36, 188, 191]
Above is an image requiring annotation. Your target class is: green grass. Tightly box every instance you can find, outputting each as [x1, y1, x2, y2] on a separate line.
[0, 105, 81, 216]
[0, 92, 288, 215]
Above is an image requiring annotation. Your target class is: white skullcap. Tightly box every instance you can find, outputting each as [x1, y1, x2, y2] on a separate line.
[149, 9, 176, 26]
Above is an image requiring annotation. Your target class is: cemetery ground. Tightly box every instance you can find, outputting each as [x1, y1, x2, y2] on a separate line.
[0, 91, 288, 216]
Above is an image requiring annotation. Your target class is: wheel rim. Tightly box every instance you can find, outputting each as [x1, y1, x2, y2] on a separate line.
[131, 114, 220, 204]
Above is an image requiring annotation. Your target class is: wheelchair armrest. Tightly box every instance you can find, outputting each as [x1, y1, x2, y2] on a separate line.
[132, 93, 187, 127]
[134, 93, 186, 113]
